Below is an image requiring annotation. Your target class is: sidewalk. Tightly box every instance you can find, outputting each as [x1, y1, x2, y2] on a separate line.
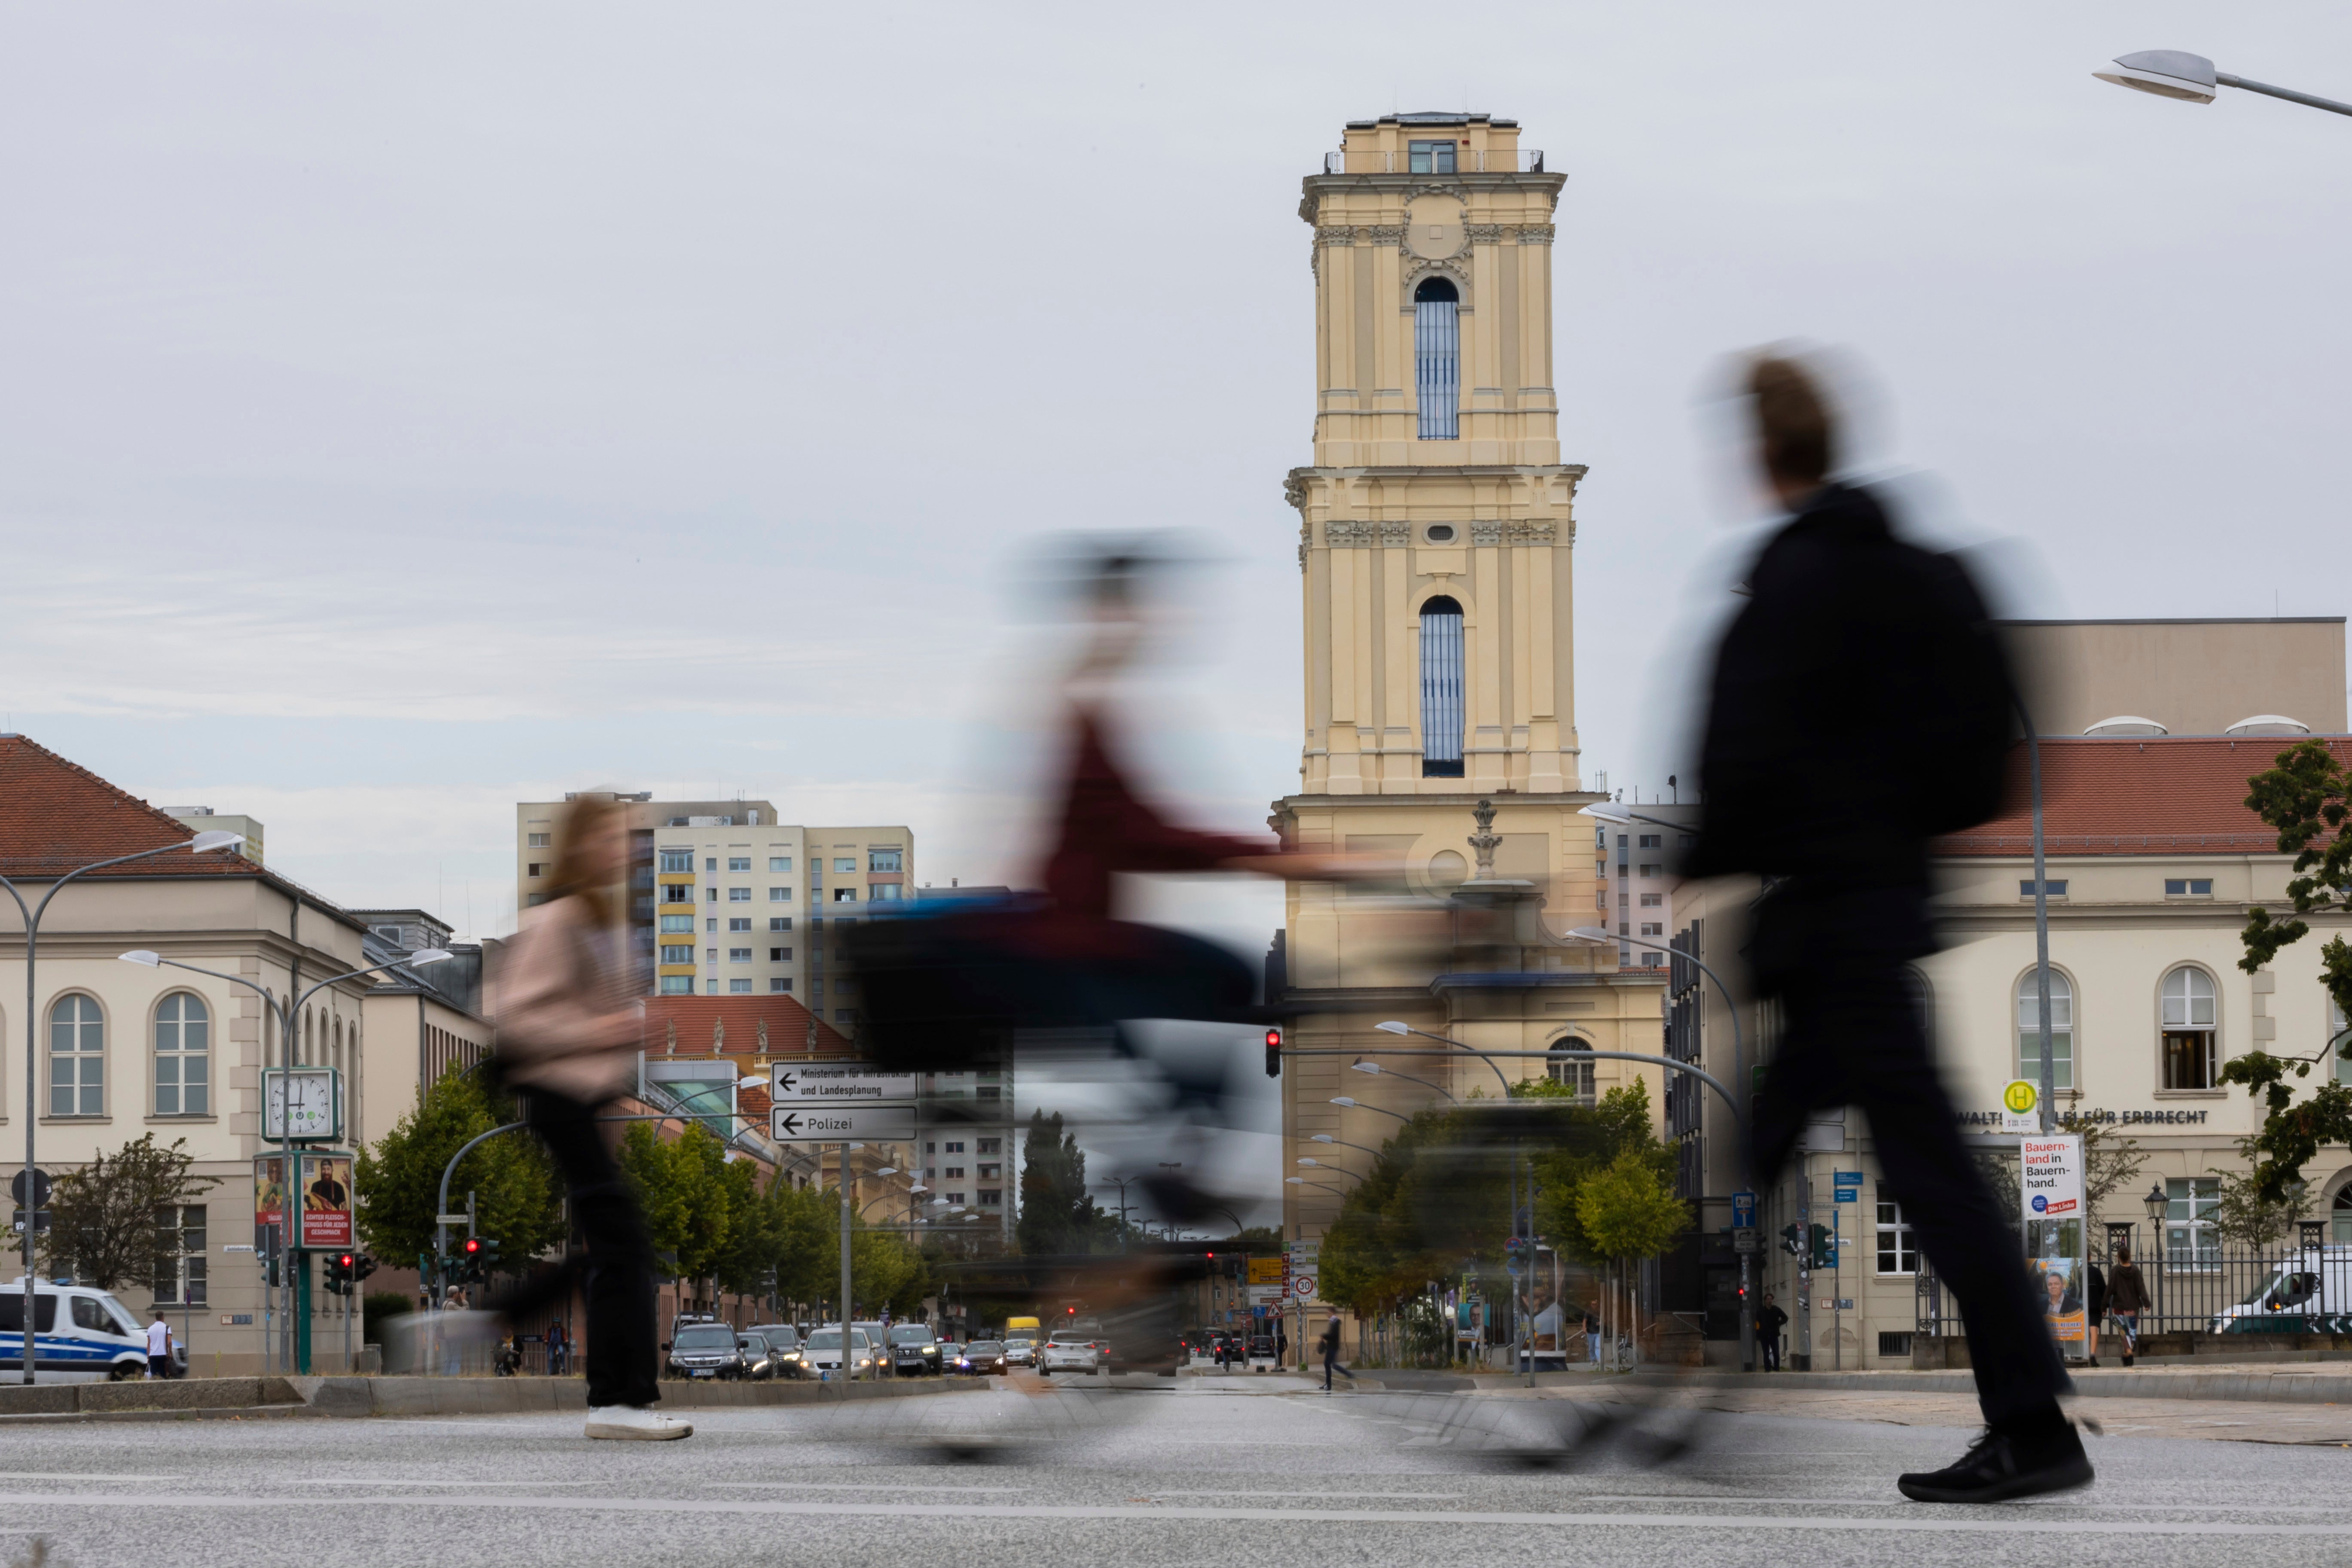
[0, 1372, 986, 1423]
[1335, 1364, 2352, 1407]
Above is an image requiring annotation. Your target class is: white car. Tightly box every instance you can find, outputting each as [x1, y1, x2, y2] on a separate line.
[1037, 1331, 1101, 1376]
[802, 1326, 878, 1379]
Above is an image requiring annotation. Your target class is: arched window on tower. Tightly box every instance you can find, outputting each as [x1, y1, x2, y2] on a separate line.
[1419, 595, 1465, 777]
[1413, 277, 1459, 440]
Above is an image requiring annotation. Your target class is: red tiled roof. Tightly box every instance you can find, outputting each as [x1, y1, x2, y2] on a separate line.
[0, 733, 260, 880]
[640, 995, 854, 1058]
[1934, 735, 2350, 858]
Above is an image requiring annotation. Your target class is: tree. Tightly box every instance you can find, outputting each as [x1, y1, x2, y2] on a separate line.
[1574, 1149, 1692, 1369]
[617, 1122, 736, 1289]
[1528, 1080, 1675, 1266]
[356, 1066, 564, 1272]
[1016, 1110, 1110, 1256]
[2223, 738, 2352, 1200]
[40, 1134, 216, 1291]
[2213, 1166, 2308, 1250]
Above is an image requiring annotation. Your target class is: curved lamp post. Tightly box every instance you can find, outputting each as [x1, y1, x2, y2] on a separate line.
[1376, 1020, 1513, 1095]
[2096, 50, 2352, 117]
[1329, 1095, 1411, 1125]
[1349, 1058, 1458, 1103]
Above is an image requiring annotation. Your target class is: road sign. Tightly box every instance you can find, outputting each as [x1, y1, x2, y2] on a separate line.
[771, 1064, 919, 1103]
[1733, 1227, 1760, 1253]
[436, 1213, 470, 1227]
[1832, 1170, 1862, 1188]
[9, 1169, 49, 1209]
[2001, 1079, 2041, 1133]
[1730, 1190, 1757, 1229]
[771, 1101, 918, 1142]
[1247, 1257, 1286, 1286]
[1290, 1275, 1318, 1299]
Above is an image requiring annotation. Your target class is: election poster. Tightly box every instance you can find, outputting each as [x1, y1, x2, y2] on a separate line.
[2021, 1133, 2087, 1355]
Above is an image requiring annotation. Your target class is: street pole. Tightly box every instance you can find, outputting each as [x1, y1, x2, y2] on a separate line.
[2026, 712, 2054, 1134]
[839, 1143, 856, 1376]
[1796, 1170, 1812, 1373]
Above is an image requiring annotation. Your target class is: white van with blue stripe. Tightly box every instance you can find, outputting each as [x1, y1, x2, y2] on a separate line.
[0, 1279, 159, 1379]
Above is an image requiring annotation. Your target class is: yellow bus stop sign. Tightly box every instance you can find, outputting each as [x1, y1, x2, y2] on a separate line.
[2001, 1079, 2040, 1131]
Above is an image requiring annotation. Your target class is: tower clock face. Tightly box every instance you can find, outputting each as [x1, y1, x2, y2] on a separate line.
[265, 1069, 339, 1140]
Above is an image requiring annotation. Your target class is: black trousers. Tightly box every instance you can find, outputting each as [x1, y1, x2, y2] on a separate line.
[1760, 1336, 1781, 1372]
[487, 1081, 659, 1410]
[1751, 889, 2068, 1432]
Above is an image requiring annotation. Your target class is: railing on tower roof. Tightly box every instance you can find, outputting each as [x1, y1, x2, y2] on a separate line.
[1321, 148, 1546, 175]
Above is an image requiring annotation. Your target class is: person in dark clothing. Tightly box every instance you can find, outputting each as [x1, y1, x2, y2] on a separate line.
[1756, 1293, 1789, 1373]
[1318, 1315, 1354, 1392]
[2085, 1261, 2108, 1366]
[1690, 353, 2087, 1505]
[2106, 1245, 2149, 1367]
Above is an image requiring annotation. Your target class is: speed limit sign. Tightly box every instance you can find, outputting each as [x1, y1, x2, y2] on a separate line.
[1290, 1274, 1318, 1299]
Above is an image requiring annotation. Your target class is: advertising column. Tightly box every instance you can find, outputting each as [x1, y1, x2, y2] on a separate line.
[2020, 1133, 2087, 1359]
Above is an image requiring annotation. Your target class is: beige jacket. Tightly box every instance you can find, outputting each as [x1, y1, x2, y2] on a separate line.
[485, 895, 643, 1102]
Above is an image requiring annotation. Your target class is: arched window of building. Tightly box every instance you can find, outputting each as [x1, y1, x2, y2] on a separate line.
[1413, 277, 1459, 440]
[2330, 995, 2348, 1087]
[2015, 968, 2073, 1091]
[1419, 595, 1465, 777]
[154, 993, 210, 1116]
[1547, 1037, 1595, 1106]
[2335, 1182, 2352, 1245]
[2161, 965, 2218, 1089]
[49, 994, 105, 1116]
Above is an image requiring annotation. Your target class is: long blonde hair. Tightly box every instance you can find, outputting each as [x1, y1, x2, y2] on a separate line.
[545, 793, 622, 927]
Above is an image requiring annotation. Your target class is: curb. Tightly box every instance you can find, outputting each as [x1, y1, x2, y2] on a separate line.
[0, 1373, 987, 1425]
[1642, 1367, 2352, 1406]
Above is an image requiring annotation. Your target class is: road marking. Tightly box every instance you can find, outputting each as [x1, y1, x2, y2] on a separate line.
[305, 1480, 600, 1488]
[0, 1492, 2349, 1535]
[1136, 1490, 1465, 1501]
[711, 1483, 1029, 1493]
[0, 1474, 184, 1482]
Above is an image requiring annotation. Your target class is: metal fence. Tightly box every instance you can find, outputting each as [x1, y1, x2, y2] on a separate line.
[1321, 149, 1547, 174]
[1917, 1223, 2352, 1340]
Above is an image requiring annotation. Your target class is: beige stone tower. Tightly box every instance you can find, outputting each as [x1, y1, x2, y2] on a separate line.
[1273, 114, 1666, 1253]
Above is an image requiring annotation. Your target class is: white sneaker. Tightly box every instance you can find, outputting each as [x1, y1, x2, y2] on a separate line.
[586, 1405, 693, 1441]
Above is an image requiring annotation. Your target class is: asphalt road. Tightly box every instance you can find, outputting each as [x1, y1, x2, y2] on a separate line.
[4, 1370, 2350, 1568]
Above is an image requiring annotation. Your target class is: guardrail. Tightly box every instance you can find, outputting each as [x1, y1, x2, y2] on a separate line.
[1321, 149, 1546, 174]
[1917, 1229, 2348, 1341]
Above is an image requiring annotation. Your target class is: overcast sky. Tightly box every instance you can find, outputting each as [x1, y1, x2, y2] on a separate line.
[6, 4, 2349, 1210]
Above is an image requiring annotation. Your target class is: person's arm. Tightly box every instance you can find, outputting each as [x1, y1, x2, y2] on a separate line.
[488, 901, 640, 1057]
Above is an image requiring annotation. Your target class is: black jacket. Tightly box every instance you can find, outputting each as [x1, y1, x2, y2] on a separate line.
[1688, 482, 2013, 894]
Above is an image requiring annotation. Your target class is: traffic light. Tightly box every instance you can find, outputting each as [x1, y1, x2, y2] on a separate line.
[458, 1236, 485, 1283]
[352, 1253, 379, 1287]
[1264, 1028, 1283, 1078]
[1780, 1224, 1803, 1258]
[1808, 1224, 1834, 1270]
[322, 1253, 354, 1295]
[475, 1238, 501, 1276]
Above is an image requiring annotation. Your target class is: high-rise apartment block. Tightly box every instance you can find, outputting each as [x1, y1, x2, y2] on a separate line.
[514, 796, 911, 1017]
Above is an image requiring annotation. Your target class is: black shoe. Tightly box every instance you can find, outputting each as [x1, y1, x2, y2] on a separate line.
[2085, 1357, 2099, 1367]
[1896, 1425, 2093, 1504]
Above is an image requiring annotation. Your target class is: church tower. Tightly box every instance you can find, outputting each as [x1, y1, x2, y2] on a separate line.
[1273, 114, 1667, 1252]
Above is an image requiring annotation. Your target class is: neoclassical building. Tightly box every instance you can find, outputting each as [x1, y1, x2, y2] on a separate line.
[1272, 114, 1664, 1262]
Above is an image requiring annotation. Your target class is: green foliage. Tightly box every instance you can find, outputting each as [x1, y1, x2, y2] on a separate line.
[2212, 1167, 2308, 1250]
[1016, 1110, 1113, 1256]
[355, 1066, 564, 1270]
[1530, 1081, 1676, 1265]
[1224, 1225, 1286, 1254]
[618, 1122, 736, 1284]
[40, 1134, 217, 1291]
[1574, 1151, 1690, 1263]
[362, 1290, 412, 1348]
[2227, 738, 2352, 1200]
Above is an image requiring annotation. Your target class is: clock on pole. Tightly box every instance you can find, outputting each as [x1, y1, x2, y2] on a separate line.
[263, 1067, 342, 1142]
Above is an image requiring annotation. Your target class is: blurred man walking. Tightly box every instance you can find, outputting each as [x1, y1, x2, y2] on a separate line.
[1689, 352, 2087, 1503]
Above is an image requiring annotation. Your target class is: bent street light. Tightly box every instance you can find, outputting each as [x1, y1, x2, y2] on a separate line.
[1349, 1057, 1459, 1103]
[1330, 1096, 1411, 1124]
[1379, 1019, 1513, 1093]
[2095, 50, 2352, 117]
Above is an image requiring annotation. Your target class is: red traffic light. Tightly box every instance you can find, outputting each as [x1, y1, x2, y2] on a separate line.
[463, 1237, 483, 1256]
[1066, 1306, 1076, 1315]
[1264, 1029, 1281, 1048]
[1264, 1027, 1282, 1079]
[338, 1254, 354, 1270]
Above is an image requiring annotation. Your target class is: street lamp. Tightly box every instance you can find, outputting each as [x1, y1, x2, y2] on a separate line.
[1377, 1020, 1513, 1095]
[5, 831, 246, 1382]
[2095, 50, 2352, 117]
[1285, 1175, 1348, 1198]
[1349, 1057, 1459, 1103]
[1309, 1133, 1382, 1158]
[2144, 1182, 2169, 1228]
[1329, 1096, 1410, 1124]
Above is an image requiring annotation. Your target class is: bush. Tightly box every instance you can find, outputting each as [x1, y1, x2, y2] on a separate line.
[363, 1291, 412, 1349]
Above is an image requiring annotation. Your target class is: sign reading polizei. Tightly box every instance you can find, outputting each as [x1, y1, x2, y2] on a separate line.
[770, 1102, 917, 1142]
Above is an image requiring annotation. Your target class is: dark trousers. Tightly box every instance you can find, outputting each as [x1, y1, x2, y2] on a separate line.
[488, 1082, 659, 1410]
[148, 1354, 171, 1379]
[1751, 892, 2068, 1432]
[1322, 1346, 1348, 1389]
[1761, 1337, 1781, 1373]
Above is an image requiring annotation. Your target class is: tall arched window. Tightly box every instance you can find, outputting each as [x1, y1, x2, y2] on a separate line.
[1547, 1037, 1595, 1106]
[49, 995, 104, 1116]
[154, 993, 210, 1116]
[1419, 595, 1465, 778]
[1413, 277, 1459, 440]
[2161, 966, 2218, 1089]
[2015, 968, 2073, 1091]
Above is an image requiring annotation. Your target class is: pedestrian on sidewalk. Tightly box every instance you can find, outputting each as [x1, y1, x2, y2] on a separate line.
[145, 1312, 173, 1379]
[1583, 1306, 1602, 1368]
[2107, 1245, 2148, 1367]
[1757, 1294, 1788, 1373]
[1318, 1314, 1354, 1392]
[1688, 350, 2087, 1505]
[2085, 1260, 2108, 1366]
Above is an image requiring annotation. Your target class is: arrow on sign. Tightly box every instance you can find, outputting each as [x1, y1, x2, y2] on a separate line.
[775, 1112, 802, 1137]
[774, 1073, 797, 1095]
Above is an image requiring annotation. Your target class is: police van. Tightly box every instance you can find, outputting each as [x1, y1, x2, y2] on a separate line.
[0, 1279, 175, 1379]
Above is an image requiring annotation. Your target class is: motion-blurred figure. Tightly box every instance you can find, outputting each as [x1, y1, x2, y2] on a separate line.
[1687, 352, 2084, 1503]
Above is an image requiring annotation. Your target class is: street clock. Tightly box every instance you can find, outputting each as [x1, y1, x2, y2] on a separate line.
[263, 1067, 342, 1142]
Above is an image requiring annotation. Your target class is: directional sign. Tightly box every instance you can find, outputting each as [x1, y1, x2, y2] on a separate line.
[1730, 1190, 1757, 1229]
[770, 1064, 919, 1103]
[1733, 1228, 1761, 1254]
[771, 1102, 918, 1142]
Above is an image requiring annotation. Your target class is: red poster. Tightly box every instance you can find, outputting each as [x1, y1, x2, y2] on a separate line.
[253, 1155, 288, 1230]
[300, 1154, 353, 1249]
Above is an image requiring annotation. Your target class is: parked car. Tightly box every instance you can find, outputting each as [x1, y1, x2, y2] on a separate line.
[1003, 1336, 1037, 1367]
[2212, 1246, 2352, 1334]
[853, 1321, 895, 1376]
[665, 1322, 749, 1381]
[1038, 1330, 1101, 1377]
[748, 1324, 805, 1379]
[0, 1280, 178, 1379]
[889, 1323, 943, 1376]
[954, 1340, 1010, 1376]
[803, 1325, 878, 1379]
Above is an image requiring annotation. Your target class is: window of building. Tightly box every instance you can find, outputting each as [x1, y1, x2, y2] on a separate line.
[2332, 997, 2350, 1087]
[770, 947, 791, 962]
[658, 849, 692, 873]
[153, 993, 209, 1117]
[49, 995, 103, 1116]
[729, 948, 752, 963]
[2161, 966, 2218, 1089]
[1639, 864, 1661, 878]
[705, 918, 718, 932]
[528, 832, 551, 848]
[770, 856, 792, 872]
[659, 913, 694, 934]
[526, 862, 544, 878]
[978, 1138, 1001, 1154]
[769, 887, 791, 901]
[1877, 1331, 1914, 1358]
[703, 857, 717, 872]
[829, 858, 852, 874]
[1639, 923, 1663, 937]
[770, 917, 790, 932]
[706, 979, 719, 995]
[1412, 276, 1459, 440]
[2019, 879, 2068, 898]
[1639, 893, 1662, 907]
[1419, 594, 1465, 776]
[705, 887, 719, 902]
[2165, 878, 2214, 897]
[869, 883, 903, 902]
[1638, 834, 1662, 849]
[869, 849, 903, 873]
[526, 892, 547, 907]
[834, 1008, 853, 1024]
[729, 978, 753, 994]
[705, 948, 718, 963]
[945, 1166, 964, 1179]
[726, 917, 748, 932]
[728, 887, 750, 903]
[729, 856, 750, 872]
[153, 1205, 207, 1306]
[1876, 1195, 1917, 1274]
[1546, 1038, 1595, 1106]
[978, 1190, 1002, 1206]
[2335, 1184, 2352, 1245]
[2015, 969, 2074, 1091]
[769, 978, 792, 993]
[810, 980, 823, 1001]
[659, 975, 693, 995]
[834, 888, 858, 902]
[2166, 1176, 2221, 1265]
[1406, 138, 1456, 174]
[661, 945, 694, 964]
[661, 885, 692, 904]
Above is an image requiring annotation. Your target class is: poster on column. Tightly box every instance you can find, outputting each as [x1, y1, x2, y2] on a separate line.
[2020, 1133, 2087, 1355]
[299, 1153, 354, 1249]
